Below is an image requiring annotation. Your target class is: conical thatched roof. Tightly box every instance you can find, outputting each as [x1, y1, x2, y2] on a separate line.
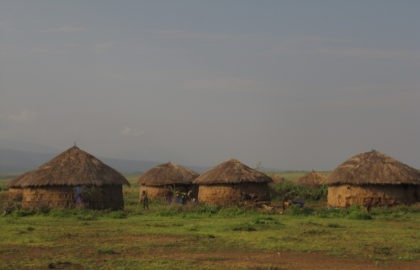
[297, 171, 327, 187]
[138, 162, 199, 186]
[8, 146, 129, 188]
[193, 159, 272, 185]
[324, 150, 420, 186]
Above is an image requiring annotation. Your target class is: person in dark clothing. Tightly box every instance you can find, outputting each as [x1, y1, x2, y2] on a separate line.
[141, 190, 149, 210]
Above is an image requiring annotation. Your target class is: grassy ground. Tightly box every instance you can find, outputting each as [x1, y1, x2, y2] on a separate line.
[0, 174, 419, 269]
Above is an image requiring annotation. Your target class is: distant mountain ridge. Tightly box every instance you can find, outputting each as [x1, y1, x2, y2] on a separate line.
[0, 148, 159, 174]
[0, 148, 54, 173]
[0, 148, 210, 175]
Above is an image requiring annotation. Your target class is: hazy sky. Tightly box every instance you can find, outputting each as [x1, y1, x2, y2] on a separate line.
[1, 1, 419, 170]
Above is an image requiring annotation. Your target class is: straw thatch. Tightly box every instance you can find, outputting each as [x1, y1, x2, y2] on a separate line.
[8, 146, 129, 210]
[194, 159, 272, 185]
[297, 171, 327, 187]
[139, 162, 198, 186]
[9, 146, 129, 188]
[138, 162, 199, 201]
[324, 150, 420, 186]
[325, 150, 420, 207]
[194, 159, 272, 205]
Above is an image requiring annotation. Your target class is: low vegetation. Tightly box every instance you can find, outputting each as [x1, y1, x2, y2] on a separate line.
[0, 173, 419, 269]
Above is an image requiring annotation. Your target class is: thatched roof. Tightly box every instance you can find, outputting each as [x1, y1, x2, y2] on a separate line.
[324, 150, 420, 186]
[138, 162, 199, 186]
[193, 159, 272, 185]
[8, 146, 129, 188]
[297, 171, 327, 187]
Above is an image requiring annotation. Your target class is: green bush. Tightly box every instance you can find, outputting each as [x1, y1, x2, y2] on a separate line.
[269, 181, 327, 202]
[347, 206, 372, 220]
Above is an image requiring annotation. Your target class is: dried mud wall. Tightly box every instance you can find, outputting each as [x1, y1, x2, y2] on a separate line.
[8, 188, 23, 201]
[140, 185, 197, 202]
[140, 186, 168, 201]
[83, 185, 124, 210]
[22, 185, 124, 210]
[22, 187, 75, 209]
[327, 184, 419, 207]
[198, 183, 270, 206]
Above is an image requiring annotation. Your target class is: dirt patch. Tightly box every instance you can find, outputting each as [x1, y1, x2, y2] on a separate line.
[165, 250, 420, 270]
[2, 240, 420, 269]
[48, 261, 83, 269]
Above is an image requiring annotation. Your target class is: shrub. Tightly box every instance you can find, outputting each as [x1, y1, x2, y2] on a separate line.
[269, 181, 327, 202]
[347, 206, 372, 220]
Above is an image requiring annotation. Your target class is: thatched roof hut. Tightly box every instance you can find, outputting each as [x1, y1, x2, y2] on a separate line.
[138, 162, 199, 201]
[194, 159, 273, 205]
[297, 171, 327, 187]
[325, 150, 420, 207]
[8, 146, 129, 210]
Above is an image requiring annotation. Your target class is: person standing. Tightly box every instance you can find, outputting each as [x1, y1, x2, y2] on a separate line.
[141, 190, 149, 210]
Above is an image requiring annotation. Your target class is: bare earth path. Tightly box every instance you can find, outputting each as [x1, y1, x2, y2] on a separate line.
[167, 251, 420, 270]
[4, 246, 419, 270]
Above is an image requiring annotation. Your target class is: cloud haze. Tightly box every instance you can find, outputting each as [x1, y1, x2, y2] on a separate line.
[0, 1, 419, 170]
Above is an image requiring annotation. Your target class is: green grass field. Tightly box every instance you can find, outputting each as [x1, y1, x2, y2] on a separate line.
[0, 173, 419, 269]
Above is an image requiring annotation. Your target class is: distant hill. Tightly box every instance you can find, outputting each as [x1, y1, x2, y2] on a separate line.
[0, 148, 161, 174]
[0, 148, 55, 173]
[0, 148, 209, 174]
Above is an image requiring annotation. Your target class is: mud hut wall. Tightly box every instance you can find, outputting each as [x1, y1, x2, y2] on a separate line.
[140, 186, 167, 201]
[198, 183, 270, 206]
[22, 187, 75, 209]
[239, 183, 270, 201]
[82, 185, 124, 210]
[140, 185, 195, 202]
[103, 185, 124, 210]
[22, 185, 124, 210]
[8, 188, 23, 201]
[327, 185, 419, 207]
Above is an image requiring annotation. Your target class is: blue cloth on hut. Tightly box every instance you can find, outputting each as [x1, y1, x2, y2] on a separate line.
[291, 200, 304, 207]
[74, 186, 82, 203]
